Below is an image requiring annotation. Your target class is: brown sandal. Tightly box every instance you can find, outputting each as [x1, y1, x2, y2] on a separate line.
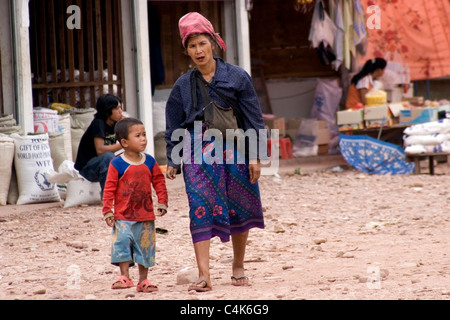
[231, 275, 249, 286]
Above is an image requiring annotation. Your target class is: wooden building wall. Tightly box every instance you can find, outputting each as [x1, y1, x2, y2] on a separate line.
[249, 0, 336, 79]
[150, 0, 335, 92]
[0, 51, 3, 115]
[149, 1, 225, 90]
[29, 0, 124, 109]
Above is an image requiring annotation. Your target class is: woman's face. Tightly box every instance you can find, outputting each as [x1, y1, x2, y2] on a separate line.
[186, 34, 214, 67]
[109, 102, 123, 123]
[373, 68, 385, 80]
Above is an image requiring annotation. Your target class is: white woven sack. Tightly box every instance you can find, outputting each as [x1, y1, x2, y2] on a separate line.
[70, 108, 95, 131]
[71, 126, 84, 161]
[64, 178, 101, 208]
[49, 132, 67, 173]
[7, 167, 18, 205]
[58, 113, 73, 162]
[33, 107, 59, 133]
[11, 133, 61, 205]
[0, 134, 15, 205]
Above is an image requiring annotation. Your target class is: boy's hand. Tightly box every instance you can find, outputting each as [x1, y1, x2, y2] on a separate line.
[104, 212, 115, 227]
[105, 216, 115, 227]
[157, 209, 167, 217]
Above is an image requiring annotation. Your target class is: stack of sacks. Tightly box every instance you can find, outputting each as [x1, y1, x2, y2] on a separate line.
[0, 114, 22, 135]
[403, 119, 450, 154]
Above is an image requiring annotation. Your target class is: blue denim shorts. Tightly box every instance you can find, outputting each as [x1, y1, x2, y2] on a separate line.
[111, 220, 156, 268]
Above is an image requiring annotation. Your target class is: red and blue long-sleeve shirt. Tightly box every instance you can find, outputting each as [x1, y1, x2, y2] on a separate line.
[102, 153, 168, 221]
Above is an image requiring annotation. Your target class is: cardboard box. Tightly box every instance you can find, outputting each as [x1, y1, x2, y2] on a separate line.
[285, 119, 330, 145]
[264, 117, 286, 137]
[316, 120, 330, 145]
[365, 119, 393, 128]
[402, 96, 424, 106]
[287, 119, 302, 130]
[336, 109, 363, 126]
[363, 105, 390, 121]
[285, 118, 301, 141]
[399, 108, 438, 124]
[388, 103, 406, 117]
[317, 144, 329, 155]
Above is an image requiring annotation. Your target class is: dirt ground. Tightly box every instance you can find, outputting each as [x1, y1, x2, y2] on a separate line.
[0, 155, 449, 301]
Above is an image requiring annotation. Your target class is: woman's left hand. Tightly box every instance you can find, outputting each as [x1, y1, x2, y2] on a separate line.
[248, 160, 261, 184]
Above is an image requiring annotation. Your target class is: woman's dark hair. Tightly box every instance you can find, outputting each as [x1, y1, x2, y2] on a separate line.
[351, 58, 387, 85]
[94, 94, 122, 121]
[115, 117, 143, 143]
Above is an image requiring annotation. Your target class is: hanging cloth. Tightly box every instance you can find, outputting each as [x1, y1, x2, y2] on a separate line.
[343, 0, 355, 70]
[353, 0, 368, 55]
[331, 0, 345, 71]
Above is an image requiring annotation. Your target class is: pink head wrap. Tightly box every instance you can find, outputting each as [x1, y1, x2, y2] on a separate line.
[178, 12, 226, 51]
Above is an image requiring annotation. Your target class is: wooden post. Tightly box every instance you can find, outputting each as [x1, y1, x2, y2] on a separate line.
[11, 0, 34, 133]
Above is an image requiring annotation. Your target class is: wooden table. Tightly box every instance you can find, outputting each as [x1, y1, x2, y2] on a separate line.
[340, 124, 411, 147]
[405, 152, 450, 175]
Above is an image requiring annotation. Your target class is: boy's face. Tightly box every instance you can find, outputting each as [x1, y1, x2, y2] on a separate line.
[122, 124, 147, 153]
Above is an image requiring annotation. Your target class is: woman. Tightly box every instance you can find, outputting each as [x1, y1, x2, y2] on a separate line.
[74, 94, 124, 196]
[165, 12, 265, 292]
[345, 57, 387, 109]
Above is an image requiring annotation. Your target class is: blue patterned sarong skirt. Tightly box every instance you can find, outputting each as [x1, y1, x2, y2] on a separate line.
[181, 127, 265, 243]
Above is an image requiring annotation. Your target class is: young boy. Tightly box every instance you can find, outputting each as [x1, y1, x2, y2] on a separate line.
[103, 117, 168, 293]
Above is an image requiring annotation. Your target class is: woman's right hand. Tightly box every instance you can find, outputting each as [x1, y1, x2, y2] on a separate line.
[166, 166, 178, 180]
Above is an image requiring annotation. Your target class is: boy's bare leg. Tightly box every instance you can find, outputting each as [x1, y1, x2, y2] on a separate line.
[111, 262, 132, 289]
[119, 262, 130, 279]
[138, 264, 149, 283]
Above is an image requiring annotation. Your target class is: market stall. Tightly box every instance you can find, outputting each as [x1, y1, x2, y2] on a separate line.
[335, 0, 450, 174]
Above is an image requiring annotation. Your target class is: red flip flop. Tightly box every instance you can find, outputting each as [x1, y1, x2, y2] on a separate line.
[111, 275, 134, 289]
[136, 279, 158, 293]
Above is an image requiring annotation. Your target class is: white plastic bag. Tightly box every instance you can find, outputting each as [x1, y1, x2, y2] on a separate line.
[293, 118, 318, 157]
[310, 78, 341, 153]
[308, 0, 337, 49]
[45, 160, 102, 208]
[384, 51, 410, 85]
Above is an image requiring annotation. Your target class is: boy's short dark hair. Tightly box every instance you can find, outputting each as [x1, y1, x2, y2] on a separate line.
[115, 117, 144, 143]
[95, 94, 122, 121]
